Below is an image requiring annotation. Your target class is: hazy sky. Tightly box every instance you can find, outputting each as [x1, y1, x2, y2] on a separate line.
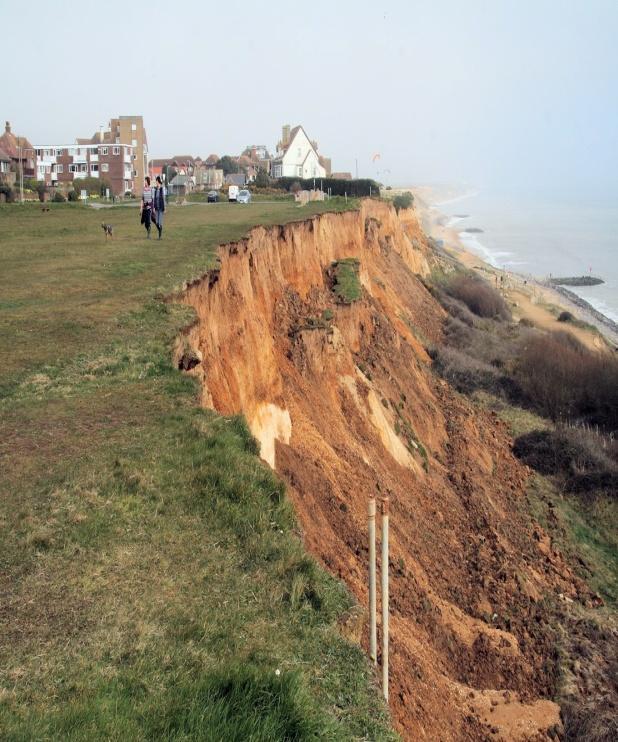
[3, 0, 617, 194]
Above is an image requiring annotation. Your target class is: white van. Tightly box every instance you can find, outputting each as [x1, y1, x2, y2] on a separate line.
[228, 185, 239, 202]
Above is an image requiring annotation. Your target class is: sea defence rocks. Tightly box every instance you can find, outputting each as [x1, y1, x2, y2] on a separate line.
[176, 200, 584, 740]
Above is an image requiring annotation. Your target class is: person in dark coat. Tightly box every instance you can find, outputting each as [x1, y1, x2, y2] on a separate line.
[152, 176, 166, 239]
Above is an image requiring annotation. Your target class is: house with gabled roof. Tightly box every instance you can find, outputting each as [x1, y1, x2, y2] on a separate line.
[270, 124, 326, 180]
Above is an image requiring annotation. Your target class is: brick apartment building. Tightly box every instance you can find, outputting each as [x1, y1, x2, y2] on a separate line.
[34, 143, 135, 195]
[34, 115, 148, 196]
[79, 115, 148, 188]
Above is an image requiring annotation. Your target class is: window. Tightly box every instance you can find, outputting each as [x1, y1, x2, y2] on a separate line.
[115, 137, 120, 144]
[297, 166, 302, 176]
[101, 146, 108, 155]
[90, 164, 98, 172]
[131, 139, 137, 147]
[69, 164, 77, 173]
[113, 146, 119, 155]
[91, 148, 98, 156]
[297, 147, 301, 157]
[133, 170, 137, 177]
[56, 164, 64, 173]
[131, 123, 137, 131]
[55, 148, 63, 156]
[101, 163, 109, 172]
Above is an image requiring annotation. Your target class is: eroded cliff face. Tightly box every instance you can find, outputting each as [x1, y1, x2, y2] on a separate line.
[177, 200, 583, 740]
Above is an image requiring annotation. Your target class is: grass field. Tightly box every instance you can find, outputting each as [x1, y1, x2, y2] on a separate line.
[0, 200, 395, 740]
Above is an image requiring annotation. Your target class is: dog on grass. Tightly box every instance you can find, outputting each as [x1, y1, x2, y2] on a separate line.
[101, 223, 114, 240]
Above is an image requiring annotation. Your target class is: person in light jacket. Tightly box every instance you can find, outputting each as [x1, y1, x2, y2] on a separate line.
[140, 176, 153, 238]
[152, 175, 166, 240]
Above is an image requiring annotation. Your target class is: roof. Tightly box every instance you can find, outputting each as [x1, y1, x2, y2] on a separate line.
[0, 147, 10, 162]
[0, 123, 34, 159]
[225, 173, 246, 186]
[172, 155, 195, 164]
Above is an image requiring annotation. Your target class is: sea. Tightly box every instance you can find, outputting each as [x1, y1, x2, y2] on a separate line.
[432, 190, 618, 323]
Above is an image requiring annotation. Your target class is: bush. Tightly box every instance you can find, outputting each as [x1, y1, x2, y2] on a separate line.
[393, 192, 414, 211]
[515, 332, 618, 430]
[274, 177, 379, 197]
[67, 190, 79, 202]
[444, 273, 511, 320]
[52, 192, 66, 203]
[431, 346, 503, 395]
[0, 183, 14, 202]
[558, 311, 574, 322]
[562, 699, 618, 741]
[519, 317, 535, 328]
[514, 425, 618, 498]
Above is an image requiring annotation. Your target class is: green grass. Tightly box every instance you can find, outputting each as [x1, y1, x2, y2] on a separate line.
[0, 200, 394, 740]
[332, 258, 361, 303]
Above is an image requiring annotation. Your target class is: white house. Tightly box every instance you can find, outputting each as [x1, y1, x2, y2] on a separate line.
[271, 125, 326, 180]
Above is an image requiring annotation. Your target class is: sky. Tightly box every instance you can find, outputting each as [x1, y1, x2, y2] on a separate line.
[3, 0, 617, 195]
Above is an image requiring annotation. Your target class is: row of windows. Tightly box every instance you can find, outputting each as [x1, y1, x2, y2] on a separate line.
[36, 146, 133, 157]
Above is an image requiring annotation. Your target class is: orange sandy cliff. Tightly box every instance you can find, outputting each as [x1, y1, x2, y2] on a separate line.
[176, 200, 590, 740]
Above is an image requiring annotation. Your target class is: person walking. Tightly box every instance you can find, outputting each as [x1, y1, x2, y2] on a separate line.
[152, 176, 166, 239]
[140, 176, 153, 238]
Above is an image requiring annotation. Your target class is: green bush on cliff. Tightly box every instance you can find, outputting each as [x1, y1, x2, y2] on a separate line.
[332, 258, 361, 303]
[393, 192, 414, 212]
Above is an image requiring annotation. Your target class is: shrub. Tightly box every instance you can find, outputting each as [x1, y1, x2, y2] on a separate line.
[0, 183, 14, 202]
[514, 425, 618, 498]
[558, 310, 574, 322]
[52, 192, 66, 203]
[331, 258, 361, 303]
[393, 192, 414, 212]
[431, 346, 502, 395]
[67, 190, 79, 202]
[562, 700, 618, 742]
[274, 177, 379, 197]
[444, 274, 511, 320]
[515, 332, 618, 430]
[519, 317, 535, 328]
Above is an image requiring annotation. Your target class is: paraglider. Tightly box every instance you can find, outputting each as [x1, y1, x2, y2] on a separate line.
[372, 153, 381, 163]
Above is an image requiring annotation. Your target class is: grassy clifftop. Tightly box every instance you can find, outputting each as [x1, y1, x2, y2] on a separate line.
[0, 201, 394, 739]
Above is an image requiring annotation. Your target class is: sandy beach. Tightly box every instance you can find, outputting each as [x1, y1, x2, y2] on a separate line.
[403, 186, 618, 351]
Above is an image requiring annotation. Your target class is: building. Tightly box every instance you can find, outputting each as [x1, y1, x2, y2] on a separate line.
[0, 121, 36, 182]
[79, 115, 148, 191]
[0, 147, 13, 185]
[33, 143, 135, 195]
[270, 125, 327, 180]
[331, 172, 353, 180]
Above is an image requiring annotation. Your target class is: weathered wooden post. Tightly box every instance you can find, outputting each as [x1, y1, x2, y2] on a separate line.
[381, 494, 390, 702]
[368, 495, 377, 664]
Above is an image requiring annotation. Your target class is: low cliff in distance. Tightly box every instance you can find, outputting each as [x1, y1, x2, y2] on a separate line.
[177, 200, 592, 740]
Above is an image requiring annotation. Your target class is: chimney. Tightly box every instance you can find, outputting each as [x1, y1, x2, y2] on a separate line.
[99, 126, 104, 143]
[5, 121, 11, 134]
[282, 124, 291, 146]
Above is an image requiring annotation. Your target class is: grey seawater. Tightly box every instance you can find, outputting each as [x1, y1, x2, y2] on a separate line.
[437, 190, 618, 323]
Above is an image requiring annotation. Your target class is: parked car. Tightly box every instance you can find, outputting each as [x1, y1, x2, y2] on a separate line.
[207, 190, 219, 203]
[237, 189, 252, 204]
[228, 185, 239, 202]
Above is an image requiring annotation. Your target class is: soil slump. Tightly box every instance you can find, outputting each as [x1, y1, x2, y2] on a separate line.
[178, 201, 586, 740]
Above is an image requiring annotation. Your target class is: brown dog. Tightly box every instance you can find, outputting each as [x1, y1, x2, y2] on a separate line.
[101, 223, 114, 240]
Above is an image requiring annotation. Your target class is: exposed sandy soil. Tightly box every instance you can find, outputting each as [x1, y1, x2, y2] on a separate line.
[177, 201, 595, 740]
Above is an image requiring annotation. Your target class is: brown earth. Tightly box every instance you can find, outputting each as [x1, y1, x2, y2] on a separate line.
[176, 200, 594, 740]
